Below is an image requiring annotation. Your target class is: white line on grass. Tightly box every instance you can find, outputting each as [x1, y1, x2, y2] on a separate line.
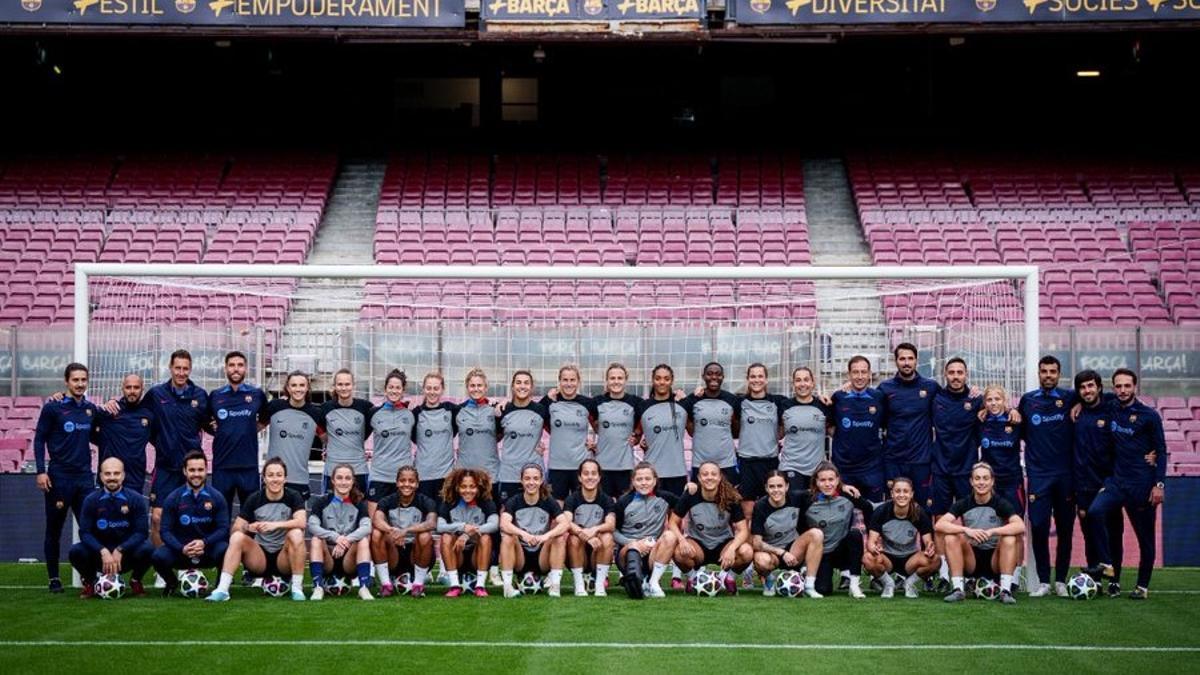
[6, 584, 1200, 594]
[1, 641, 1198, 653]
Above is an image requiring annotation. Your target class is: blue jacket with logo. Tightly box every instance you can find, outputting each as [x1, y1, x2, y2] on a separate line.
[1018, 387, 1075, 478]
[208, 384, 268, 470]
[879, 374, 939, 465]
[145, 380, 209, 473]
[831, 389, 887, 474]
[160, 484, 230, 554]
[34, 396, 98, 477]
[79, 486, 149, 553]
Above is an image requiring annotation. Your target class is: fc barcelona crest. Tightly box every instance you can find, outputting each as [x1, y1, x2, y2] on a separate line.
[1129, 414, 1137, 422]
[868, 406, 877, 414]
[963, 402, 973, 411]
[919, 390, 928, 398]
[1097, 419, 1106, 428]
[1055, 399, 1064, 408]
[191, 400, 199, 408]
[246, 395, 253, 403]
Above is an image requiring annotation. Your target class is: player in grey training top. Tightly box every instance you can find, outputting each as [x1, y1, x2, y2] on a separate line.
[207, 458, 307, 602]
[321, 369, 375, 493]
[259, 371, 326, 500]
[612, 462, 681, 599]
[542, 365, 596, 501]
[592, 363, 643, 497]
[777, 366, 833, 491]
[636, 365, 689, 496]
[936, 462, 1025, 604]
[750, 471, 826, 597]
[411, 372, 458, 499]
[864, 477, 939, 599]
[672, 461, 754, 593]
[499, 464, 571, 598]
[805, 461, 874, 598]
[370, 464, 437, 597]
[437, 467, 499, 597]
[454, 368, 501, 494]
[497, 371, 550, 503]
[306, 463, 374, 600]
[564, 458, 617, 597]
[366, 370, 416, 507]
[680, 362, 740, 478]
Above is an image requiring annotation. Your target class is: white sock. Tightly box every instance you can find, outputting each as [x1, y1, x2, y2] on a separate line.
[476, 569, 488, 588]
[216, 572, 233, 594]
[501, 570, 514, 589]
[1001, 574, 1014, 593]
[841, 570, 851, 580]
[291, 574, 304, 590]
[446, 570, 460, 588]
[849, 575, 862, 591]
[952, 576, 964, 592]
[880, 574, 895, 591]
[375, 564, 392, 586]
[650, 562, 667, 586]
[906, 573, 920, 588]
[547, 569, 563, 586]
[939, 556, 950, 580]
[489, 565, 500, 577]
[671, 563, 681, 580]
[687, 569, 699, 582]
[596, 564, 609, 581]
[414, 565, 429, 586]
[571, 567, 585, 588]
[742, 568, 754, 580]
[804, 575, 817, 589]
[1014, 565, 1025, 585]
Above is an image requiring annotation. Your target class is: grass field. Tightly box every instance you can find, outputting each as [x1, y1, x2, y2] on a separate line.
[2, 563, 1197, 674]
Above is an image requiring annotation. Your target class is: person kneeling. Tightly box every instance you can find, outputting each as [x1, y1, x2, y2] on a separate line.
[71, 457, 153, 598]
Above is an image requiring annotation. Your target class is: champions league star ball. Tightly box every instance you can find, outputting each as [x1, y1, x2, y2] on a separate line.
[262, 576, 291, 598]
[324, 576, 351, 596]
[582, 572, 596, 594]
[518, 572, 542, 595]
[462, 572, 477, 589]
[178, 568, 209, 598]
[1068, 573, 1098, 600]
[692, 570, 722, 597]
[95, 574, 126, 600]
[974, 577, 1001, 600]
[775, 570, 805, 598]
[395, 572, 413, 595]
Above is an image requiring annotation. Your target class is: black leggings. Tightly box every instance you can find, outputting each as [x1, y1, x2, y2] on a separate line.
[815, 531, 864, 596]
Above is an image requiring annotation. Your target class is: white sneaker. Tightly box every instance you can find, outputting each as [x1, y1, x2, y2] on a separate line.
[488, 567, 503, 587]
[310, 586, 324, 601]
[574, 585, 589, 597]
[358, 586, 374, 601]
[547, 581, 561, 598]
[904, 577, 921, 599]
[351, 578, 360, 588]
[1055, 581, 1069, 598]
[153, 574, 166, 589]
[1028, 582, 1051, 597]
[880, 583, 894, 599]
[804, 587, 824, 599]
[849, 584, 866, 599]
[594, 584, 607, 597]
[503, 585, 521, 598]
[645, 583, 666, 598]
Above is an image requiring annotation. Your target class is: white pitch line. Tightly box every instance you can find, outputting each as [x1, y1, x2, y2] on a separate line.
[2, 585, 1199, 594]
[1, 640, 1198, 653]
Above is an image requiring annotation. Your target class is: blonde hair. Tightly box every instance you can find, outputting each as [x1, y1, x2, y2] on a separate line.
[558, 363, 581, 382]
[982, 384, 1009, 408]
[464, 367, 488, 389]
[422, 371, 445, 388]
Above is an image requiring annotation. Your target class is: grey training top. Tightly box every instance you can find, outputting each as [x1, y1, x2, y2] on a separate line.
[307, 494, 372, 545]
[637, 398, 688, 478]
[367, 403, 415, 484]
[238, 488, 306, 554]
[594, 393, 642, 472]
[375, 492, 438, 545]
[680, 392, 738, 468]
[544, 395, 594, 471]
[454, 402, 501, 478]
[436, 498, 500, 535]
[413, 402, 458, 481]
[736, 394, 783, 459]
[948, 495, 1016, 551]
[498, 403, 549, 483]
[674, 490, 742, 550]
[321, 399, 374, 476]
[778, 398, 832, 475]
[612, 491, 678, 545]
[805, 495, 860, 553]
[262, 399, 325, 487]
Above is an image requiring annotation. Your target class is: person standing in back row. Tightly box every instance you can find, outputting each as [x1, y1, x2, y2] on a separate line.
[879, 343, 939, 509]
[321, 369, 374, 495]
[207, 351, 268, 517]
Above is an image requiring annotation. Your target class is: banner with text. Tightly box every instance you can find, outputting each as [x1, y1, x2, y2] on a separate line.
[732, 0, 1200, 24]
[482, 0, 704, 22]
[1, 0, 464, 27]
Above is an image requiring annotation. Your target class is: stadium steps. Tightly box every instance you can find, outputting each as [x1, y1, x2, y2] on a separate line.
[803, 158, 890, 386]
[277, 159, 386, 385]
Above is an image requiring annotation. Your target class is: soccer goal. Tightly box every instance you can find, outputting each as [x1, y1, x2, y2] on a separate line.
[73, 263, 1039, 400]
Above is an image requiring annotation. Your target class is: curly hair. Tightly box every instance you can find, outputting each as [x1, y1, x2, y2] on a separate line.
[695, 461, 742, 512]
[441, 467, 493, 505]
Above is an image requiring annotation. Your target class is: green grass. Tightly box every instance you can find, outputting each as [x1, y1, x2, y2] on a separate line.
[2, 563, 1198, 674]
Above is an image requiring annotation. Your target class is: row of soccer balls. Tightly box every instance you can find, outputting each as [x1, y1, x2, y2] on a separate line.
[90, 569, 1106, 601]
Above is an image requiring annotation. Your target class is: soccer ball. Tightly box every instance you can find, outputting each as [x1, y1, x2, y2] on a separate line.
[974, 577, 1001, 600]
[177, 569, 209, 598]
[1067, 573, 1098, 600]
[775, 570, 805, 598]
[262, 576, 291, 598]
[582, 572, 595, 594]
[324, 575, 351, 596]
[95, 574, 126, 600]
[518, 572, 542, 595]
[462, 572, 477, 589]
[692, 569, 722, 597]
[394, 572, 413, 595]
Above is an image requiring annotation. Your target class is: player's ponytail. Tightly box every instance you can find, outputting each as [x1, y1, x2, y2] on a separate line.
[385, 368, 408, 391]
[890, 476, 924, 525]
[330, 463, 364, 504]
[652, 364, 679, 441]
[698, 461, 743, 512]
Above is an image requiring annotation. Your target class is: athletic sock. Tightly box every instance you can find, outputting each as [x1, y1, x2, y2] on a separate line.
[1001, 574, 1014, 594]
[357, 562, 372, 588]
[476, 569, 488, 588]
[650, 562, 667, 587]
[215, 572, 234, 594]
[880, 574, 896, 592]
[952, 576, 965, 592]
[414, 565, 429, 586]
[501, 570, 514, 590]
[804, 575, 817, 589]
[446, 570, 460, 588]
[849, 576, 863, 593]
[939, 556, 950, 581]
[571, 567, 585, 589]
[548, 569, 563, 586]
[671, 563, 682, 580]
[291, 574, 304, 590]
[376, 564, 392, 586]
[310, 561, 325, 587]
[687, 569, 699, 582]
[595, 564, 610, 582]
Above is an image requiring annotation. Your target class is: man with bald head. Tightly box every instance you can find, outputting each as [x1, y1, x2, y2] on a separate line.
[93, 373, 156, 496]
[69, 457, 153, 598]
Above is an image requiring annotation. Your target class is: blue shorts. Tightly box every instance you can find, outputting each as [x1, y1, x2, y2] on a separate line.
[149, 468, 185, 508]
[840, 469, 885, 503]
[212, 468, 260, 511]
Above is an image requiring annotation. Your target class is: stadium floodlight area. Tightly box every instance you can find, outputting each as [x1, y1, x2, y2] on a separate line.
[73, 264, 1039, 401]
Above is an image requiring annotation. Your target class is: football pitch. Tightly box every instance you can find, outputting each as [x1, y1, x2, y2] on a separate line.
[2, 563, 1197, 674]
